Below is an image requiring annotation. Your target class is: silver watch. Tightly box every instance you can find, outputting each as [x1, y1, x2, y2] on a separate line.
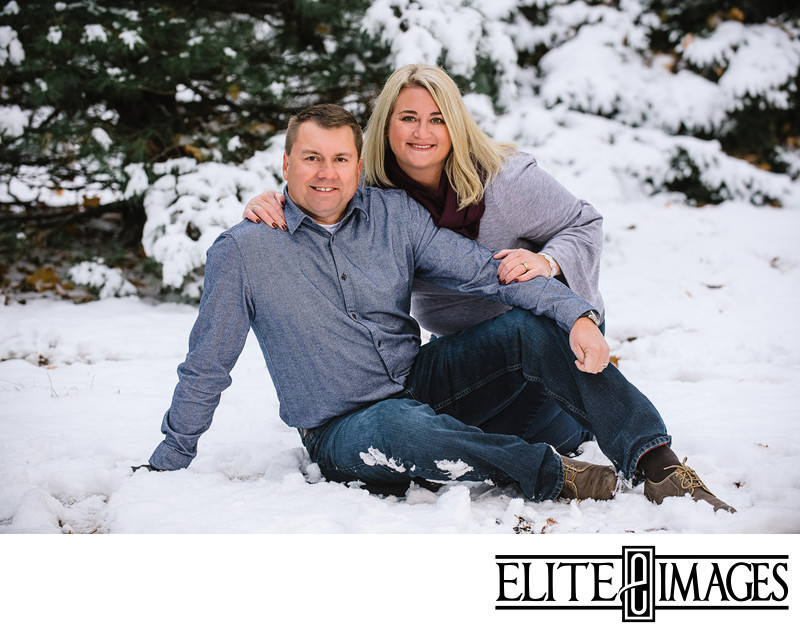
[581, 310, 601, 327]
[540, 252, 557, 278]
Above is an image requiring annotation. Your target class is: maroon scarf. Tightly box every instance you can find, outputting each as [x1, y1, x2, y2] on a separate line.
[384, 151, 486, 240]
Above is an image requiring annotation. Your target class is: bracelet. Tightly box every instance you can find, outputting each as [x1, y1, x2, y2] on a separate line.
[540, 252, 557, 278]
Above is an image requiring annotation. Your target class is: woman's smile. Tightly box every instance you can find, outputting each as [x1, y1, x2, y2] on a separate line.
[387, 86, 452, 191]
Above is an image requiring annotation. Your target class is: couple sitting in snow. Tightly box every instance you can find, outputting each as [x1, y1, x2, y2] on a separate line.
[139, 65, 734, 513]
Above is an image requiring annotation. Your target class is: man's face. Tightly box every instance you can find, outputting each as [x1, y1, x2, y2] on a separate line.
[282, 122, 362, 225]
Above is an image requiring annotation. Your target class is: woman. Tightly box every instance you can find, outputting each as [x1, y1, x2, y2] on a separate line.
[243, 64, 604, 456]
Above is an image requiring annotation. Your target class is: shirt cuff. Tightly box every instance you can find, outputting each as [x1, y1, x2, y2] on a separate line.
[149, 441, 193, 471]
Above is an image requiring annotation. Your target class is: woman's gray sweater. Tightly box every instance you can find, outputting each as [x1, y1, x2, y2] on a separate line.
[411, 151, 604, 336]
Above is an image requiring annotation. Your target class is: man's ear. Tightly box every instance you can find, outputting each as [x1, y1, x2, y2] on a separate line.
[282, 153, 289, 181]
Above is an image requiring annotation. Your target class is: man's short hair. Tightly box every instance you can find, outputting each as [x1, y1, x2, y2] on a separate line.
[285, 104, 363, 158]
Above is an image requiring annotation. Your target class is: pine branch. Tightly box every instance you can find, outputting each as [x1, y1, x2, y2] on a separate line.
[0, 200, 132, 228]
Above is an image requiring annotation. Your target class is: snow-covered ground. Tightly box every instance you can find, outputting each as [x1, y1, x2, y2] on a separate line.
[2, 193, 799, 536]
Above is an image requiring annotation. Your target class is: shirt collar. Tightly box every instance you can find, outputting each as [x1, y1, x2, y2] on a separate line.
[282, 186, 369, 234]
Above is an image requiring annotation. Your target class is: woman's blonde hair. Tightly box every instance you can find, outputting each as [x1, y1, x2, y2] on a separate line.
[362, 64, 515, 209]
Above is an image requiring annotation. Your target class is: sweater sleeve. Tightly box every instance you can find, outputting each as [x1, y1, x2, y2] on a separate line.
[485, 153, 605, 319]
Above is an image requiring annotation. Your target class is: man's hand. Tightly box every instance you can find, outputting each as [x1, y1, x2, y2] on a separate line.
[569, 316, 610, 373]
[131, 464, 162, 473]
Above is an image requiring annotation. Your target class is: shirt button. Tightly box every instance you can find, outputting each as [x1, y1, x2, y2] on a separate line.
[341, 274, 347, 280]
[377, 341, 382, 347]
[351, 313, 357, 319]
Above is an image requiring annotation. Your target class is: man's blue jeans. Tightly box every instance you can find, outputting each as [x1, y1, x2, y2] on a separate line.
[301, 309, 671, 501]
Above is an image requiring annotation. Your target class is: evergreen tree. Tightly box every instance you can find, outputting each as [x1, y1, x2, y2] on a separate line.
[643, 0, 800, 174]
[0, 0, 390, 244]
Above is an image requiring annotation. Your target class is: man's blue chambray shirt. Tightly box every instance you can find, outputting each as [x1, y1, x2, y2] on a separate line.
[149, 187, 595, 470]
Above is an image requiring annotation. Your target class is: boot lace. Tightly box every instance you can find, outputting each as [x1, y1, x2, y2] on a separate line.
[664, 458, 711, 494]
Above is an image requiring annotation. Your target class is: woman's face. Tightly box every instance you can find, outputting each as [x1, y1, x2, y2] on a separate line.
[387, 86, 452, 189]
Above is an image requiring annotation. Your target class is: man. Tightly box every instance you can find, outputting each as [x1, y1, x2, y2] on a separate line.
[141, 104, 734, 512]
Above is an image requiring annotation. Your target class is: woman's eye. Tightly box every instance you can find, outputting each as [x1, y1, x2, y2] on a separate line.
[431, 117, 445, 125]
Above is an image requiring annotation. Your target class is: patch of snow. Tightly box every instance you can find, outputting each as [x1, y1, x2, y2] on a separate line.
[360, 447, 407, 473]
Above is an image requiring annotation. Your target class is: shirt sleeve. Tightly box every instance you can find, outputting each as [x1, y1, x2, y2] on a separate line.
[149, 233, 253, 470]
[405, 197, 595, 332]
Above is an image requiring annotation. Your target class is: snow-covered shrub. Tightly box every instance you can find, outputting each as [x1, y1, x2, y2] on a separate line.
[652, 140, 791, 206]
[67, 259, 137, 299]
[503, 0, 799, 205]
[140, 137, 285, 298]
[363, 0, 521, 105]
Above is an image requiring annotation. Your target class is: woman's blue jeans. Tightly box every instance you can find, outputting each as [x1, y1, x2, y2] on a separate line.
[301, 309, 671, 501]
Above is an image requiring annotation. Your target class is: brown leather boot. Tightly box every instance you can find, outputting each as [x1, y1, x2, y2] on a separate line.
[558, 456, 617, 501]
[644, 458, 736, 513]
